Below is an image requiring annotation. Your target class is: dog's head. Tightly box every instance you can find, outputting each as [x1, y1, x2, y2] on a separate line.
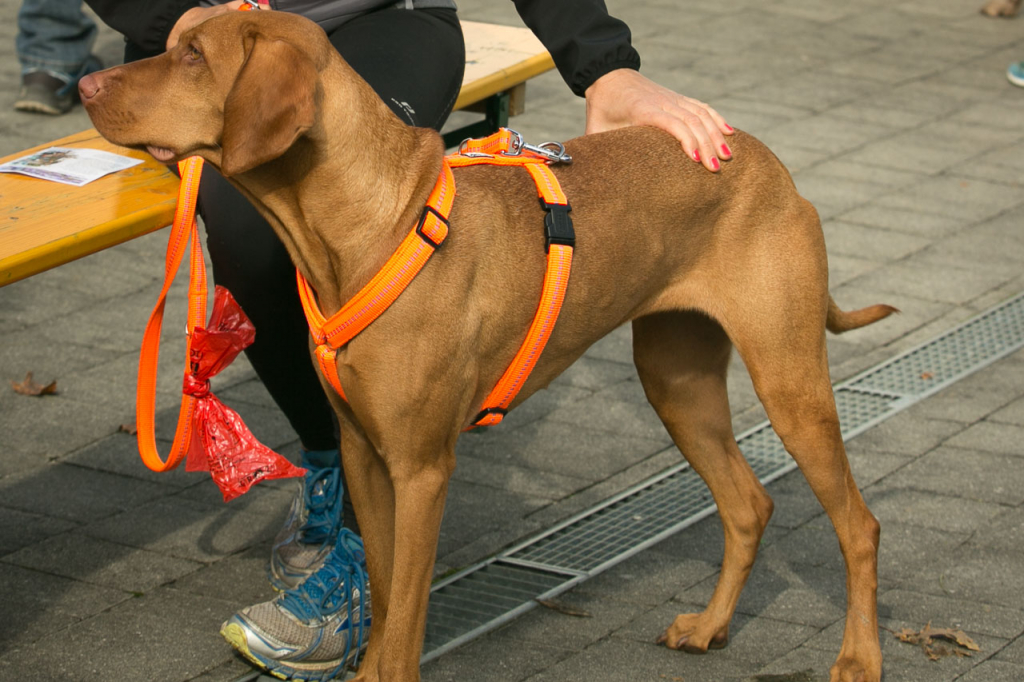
[81, 11, 332, 176]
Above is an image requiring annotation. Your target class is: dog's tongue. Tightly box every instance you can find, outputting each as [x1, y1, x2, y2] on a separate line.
[147, 145, 176, 162]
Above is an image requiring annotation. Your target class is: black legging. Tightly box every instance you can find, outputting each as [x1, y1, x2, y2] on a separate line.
[198, 8, 465, 451]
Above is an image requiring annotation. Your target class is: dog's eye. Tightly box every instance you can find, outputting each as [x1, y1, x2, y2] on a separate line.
[187, 46, 203, 62]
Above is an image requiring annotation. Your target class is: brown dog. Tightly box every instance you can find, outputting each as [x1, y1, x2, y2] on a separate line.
[81, 10, 894, 682]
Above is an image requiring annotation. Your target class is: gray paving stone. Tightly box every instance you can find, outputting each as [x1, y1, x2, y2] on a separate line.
[996, 636, 1024, 665]
[957, 660, 1024, 682]
[0, 561, 132, 655]
[0, 278, 108, 331]
[0, 325, 121, 383]
[0, 389, 136, 456]
[4, 531, 201, 593]
[545, 384, 670, 442]
[990, 396, 1024, 426]
[0, 506, 78, 557]
[958, 506, 1024, 555]
[65, 432, 200, 488]
[575, 551, 722, 608]
[548, 355, 638, 392]
[821, 220, 930, 262]
[803, 618, 1002, 682]
[877, 588, 1024, 640]
[455, 417, 671, 482]
[839, 133, 982, 175]
[845, 410, 964, 457]
[911, 360, 1024, 423]
[492, 589, 647, 651]
[679, 558, 848, 629]
[844, 448, 913, 489]
[910, 543, 1024, 610]
[436, 478, 550, 560]
[836, 204, 966, 238]
[490, 383, 591, 431]
[850, 256, 1013, 306]
[759, 470, 827, 531]
[873, 174, 1023, 225]
[422, 632, 572, 682]
[875, 445, 1024, 506]
[0, 463, 175, 522]
[581, 323, 631, 363]
[762, 114, 882, 157]
[863, 487, 1006, 535]
[523, 634, 753, 682]
[171, 540, 278, 607]
[943, 421, 1024, 458]
[749, 647, 833, 681]
[82, 493, 284, 563]
[873, 521, 972, 588]
[450, 453, 588, 501]
[0, 587, 238, 682]
[791, 175, 889, 213]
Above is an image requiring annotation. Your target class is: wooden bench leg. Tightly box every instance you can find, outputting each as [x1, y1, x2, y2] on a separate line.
[442, 88, 514, 148]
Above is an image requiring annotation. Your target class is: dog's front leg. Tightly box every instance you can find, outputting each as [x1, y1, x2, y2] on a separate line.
[378, 456, 452, 682]
[339, 420, 397, 682]
[347, 434, 454, 682]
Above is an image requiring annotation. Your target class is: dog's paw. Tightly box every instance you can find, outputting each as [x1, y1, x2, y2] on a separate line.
[655, 613, 729, 654]
[829, 655, 881, 682]
[980, 0, 1021, 17]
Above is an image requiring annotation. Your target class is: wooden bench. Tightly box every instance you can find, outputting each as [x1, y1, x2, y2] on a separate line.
[0, 21, 554, 287]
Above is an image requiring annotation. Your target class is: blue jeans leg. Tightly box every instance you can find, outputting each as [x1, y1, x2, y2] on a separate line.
[16, 0, 98, 82]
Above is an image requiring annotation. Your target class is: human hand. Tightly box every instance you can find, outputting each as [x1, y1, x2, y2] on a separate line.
[584, 68, 734, 172]
[167, 1, 247, 50]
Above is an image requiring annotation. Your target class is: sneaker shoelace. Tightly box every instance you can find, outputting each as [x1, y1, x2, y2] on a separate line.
[279, 529, 369, 667]
[298, 466, 342, 544]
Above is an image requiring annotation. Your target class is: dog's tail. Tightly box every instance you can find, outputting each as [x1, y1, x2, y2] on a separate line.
[826, 297, 899, 334]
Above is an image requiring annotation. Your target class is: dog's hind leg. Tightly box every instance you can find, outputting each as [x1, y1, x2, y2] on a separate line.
[633, 311, 775, 654]
[728, 298, 881, 682]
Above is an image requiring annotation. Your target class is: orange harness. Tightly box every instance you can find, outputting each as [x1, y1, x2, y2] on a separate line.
[297, 128, 576, 429]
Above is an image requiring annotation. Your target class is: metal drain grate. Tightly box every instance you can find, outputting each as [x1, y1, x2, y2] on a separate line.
[415, 292, 1024, 663]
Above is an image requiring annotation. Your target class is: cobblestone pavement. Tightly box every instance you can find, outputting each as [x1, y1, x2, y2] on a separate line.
[1, 0, 1022, 680]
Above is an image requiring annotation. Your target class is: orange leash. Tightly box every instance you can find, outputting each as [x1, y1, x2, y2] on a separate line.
[136, 157, 208, 472]
[298, 128, 576, 430]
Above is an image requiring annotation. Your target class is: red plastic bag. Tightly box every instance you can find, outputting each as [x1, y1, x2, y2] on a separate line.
[182, 286, 305, 501]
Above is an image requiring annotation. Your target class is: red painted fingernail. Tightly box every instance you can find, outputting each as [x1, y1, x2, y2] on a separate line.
[692, 149, 700, 162]
[711, 157, 720, 171]
[724, 123, 734, 132]
[721, 143, 732, 157]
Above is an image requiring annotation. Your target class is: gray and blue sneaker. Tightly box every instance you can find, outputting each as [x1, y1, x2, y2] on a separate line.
[1008, 61, 1024, 88]
[222, 529, 371, 681]
[268, 455, 344, 591]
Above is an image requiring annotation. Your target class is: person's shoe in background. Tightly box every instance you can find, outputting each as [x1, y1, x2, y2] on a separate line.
[14, 55, 101, 115]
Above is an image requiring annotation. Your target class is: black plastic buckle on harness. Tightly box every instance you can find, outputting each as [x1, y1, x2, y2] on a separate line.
[472, 406, 507, 425]
[541, 199, 575, 253]
[416, 205, 448, 248]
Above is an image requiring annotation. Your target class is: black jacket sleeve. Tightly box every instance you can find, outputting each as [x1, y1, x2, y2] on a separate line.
[85, 0, 201, 54]
[512, 0, 641, 97]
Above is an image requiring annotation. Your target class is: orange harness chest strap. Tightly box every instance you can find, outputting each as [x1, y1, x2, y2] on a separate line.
[296, 128, 575, 430]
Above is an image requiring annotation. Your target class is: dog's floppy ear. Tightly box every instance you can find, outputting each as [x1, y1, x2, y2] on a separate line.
[220, 34, 317, 177]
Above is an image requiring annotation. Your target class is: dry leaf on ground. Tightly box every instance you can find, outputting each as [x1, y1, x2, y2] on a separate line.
[893, 622, 980, 661]
[10, 371, 58, 396]
[534, 598, 592, 618]
[118, 423, 138, 435]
